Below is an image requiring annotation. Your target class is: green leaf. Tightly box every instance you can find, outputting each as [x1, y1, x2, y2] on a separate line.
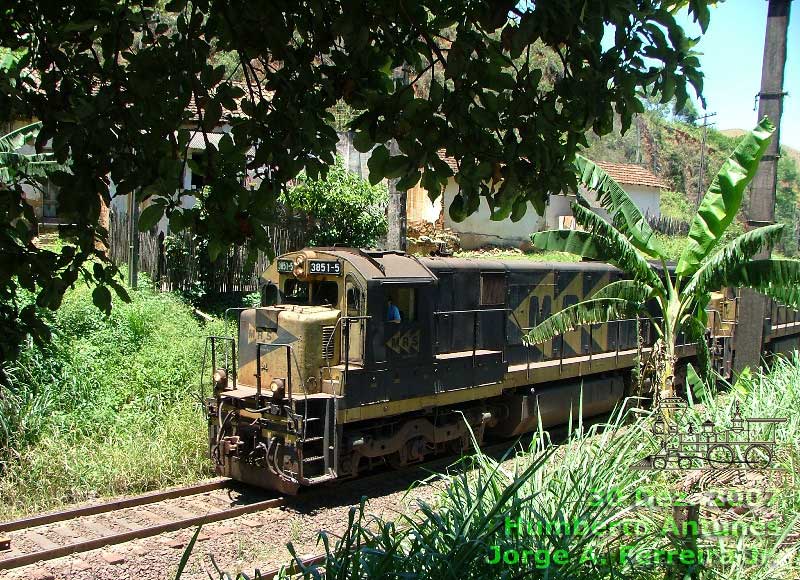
[395, 169, 421, 191]
[138, 203, 165, 231]
[0, 121, 41, 153]
[174, 526, 202, 580]
[352, 131, 373, 153]
[686, 362, 714, 405]
[570, 203, 663, 289]
[383, 155, 407, 179]
[367, 145, 389, 185]
[589, 279, 654, 304]
[676, 117, 775, 277]
[92, 285, 112, 314]
[531, 229, 605, 259]
[722, 258, 800, 308]
[732, 367, 752, 397]
[686, 223, 785, 296]
[573, 155, 664, 258]
[523, 298, 641, 345]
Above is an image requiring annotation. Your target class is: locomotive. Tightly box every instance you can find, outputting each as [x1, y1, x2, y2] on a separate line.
[203, 248, 800, 493]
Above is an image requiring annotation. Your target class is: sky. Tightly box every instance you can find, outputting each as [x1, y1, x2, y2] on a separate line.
[676, 0, 799, 148]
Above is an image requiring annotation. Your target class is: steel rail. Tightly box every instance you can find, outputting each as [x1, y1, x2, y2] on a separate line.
[0, 495, 286, 570]
[0, 478, 230, 534]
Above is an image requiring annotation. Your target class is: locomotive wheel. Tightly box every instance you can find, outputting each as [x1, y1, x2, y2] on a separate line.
[707, 444, 734, 469]
[744, 444, 772, 469]
[652, 456, 668, 470]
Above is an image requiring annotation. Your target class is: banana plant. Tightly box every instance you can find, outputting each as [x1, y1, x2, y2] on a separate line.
[0, 121, 60, 184]
[524, 117, 800, 400]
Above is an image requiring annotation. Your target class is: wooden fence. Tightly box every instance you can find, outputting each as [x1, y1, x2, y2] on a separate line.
[109, 209, 308, 294]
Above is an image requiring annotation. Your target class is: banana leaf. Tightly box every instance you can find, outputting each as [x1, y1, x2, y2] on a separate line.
[589, 279, 655, 303]
[685, 223, 785, 296]
[530, 229, 606, 260]
[723, 258, 800, 309]
[0, 122, 42, 153]
[524, 298, 641, 345]
[570, 202, 663, 288]
[676, 117, 774, 278]
[574, 154, 664, 258]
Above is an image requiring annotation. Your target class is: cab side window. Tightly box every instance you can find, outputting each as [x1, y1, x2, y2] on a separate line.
[346, 281, 363, 316]
[480, 273, 506, 306]
[385, 287, 417, 322]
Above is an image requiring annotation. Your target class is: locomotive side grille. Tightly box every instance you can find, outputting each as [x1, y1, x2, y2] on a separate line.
[322, 325, 335, 360]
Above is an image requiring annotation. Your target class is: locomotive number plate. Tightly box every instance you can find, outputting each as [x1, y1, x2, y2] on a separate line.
[309, 260, 342, 276]
[277, 259, 294, 273]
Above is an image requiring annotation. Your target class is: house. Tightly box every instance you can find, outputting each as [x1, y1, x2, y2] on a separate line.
[2, 119, 65, 225]
[407, 158, 667, 250]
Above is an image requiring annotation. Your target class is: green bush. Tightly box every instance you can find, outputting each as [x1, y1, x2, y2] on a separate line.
[0, 281, 224, 518]
[285, 156, 388, 247]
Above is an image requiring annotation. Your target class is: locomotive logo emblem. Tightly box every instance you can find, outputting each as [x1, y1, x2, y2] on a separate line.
[385, 328, 421, 355]
[246, 323, 299, 346]
[634, 395, 787, 472]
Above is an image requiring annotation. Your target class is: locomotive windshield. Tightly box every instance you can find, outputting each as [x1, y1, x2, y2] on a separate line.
[282, 278, 339, 306]
[284, 279, 309, 304]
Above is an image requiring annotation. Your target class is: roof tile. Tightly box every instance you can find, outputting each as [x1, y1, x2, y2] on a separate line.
[594, 161, 668, 189]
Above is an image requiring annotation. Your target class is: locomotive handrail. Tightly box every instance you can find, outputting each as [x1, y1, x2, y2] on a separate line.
[321, 315, 371, 393]
[432, 308, 509, 316]
[223, 307, 249, 327]
[323, 315, 372, 363]
[202, 336, 236, 397]
[433, 307, 510, 366]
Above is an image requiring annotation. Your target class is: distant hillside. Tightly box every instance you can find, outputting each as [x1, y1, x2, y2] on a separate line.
[720, 128, 746, 139]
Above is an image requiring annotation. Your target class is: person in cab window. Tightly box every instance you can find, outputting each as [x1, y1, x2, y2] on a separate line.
[387, 298, 401, 323]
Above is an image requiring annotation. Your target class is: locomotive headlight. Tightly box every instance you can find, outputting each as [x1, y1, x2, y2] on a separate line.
[213, 368, 228, 390]
[269, 378, 286, 399]
[293, 255, 306, 278]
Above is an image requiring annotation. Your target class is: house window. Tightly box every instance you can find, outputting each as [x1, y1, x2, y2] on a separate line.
[42, 180, 59, 219]
[190, 152, 206, 190]
[480, 273, 506, 306]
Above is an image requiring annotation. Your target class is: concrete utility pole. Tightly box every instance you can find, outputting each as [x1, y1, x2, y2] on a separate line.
[386, 66, 409, 252]
[695, 112, 716, 208]
[734, 0, 791, 374]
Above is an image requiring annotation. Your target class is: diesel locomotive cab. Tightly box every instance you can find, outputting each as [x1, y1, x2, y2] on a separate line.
[205, 249, 360, 494]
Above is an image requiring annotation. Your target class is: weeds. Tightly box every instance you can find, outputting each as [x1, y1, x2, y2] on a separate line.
[0, 281, 224, 518]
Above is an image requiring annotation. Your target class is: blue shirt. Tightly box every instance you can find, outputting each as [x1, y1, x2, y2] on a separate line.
[387, 304, 401, 321]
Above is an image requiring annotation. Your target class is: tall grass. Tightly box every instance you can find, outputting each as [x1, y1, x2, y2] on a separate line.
[0, 281, 224, 518]
[276, 403, 665, 580]
[271, 357, 800, 580]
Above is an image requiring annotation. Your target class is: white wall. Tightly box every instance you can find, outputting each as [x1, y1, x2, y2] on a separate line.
[628, 186, 661, 218]
[419, 178, 661, 250]
[441, 179, 545, 249]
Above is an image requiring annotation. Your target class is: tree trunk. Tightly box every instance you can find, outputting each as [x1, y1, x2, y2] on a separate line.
[655, 337, 677, 402]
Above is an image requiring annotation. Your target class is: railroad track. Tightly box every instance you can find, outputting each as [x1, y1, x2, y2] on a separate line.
[0, 478, 285, 571]
[0, 440, 513, 574]
[0, 414, 611, 574]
